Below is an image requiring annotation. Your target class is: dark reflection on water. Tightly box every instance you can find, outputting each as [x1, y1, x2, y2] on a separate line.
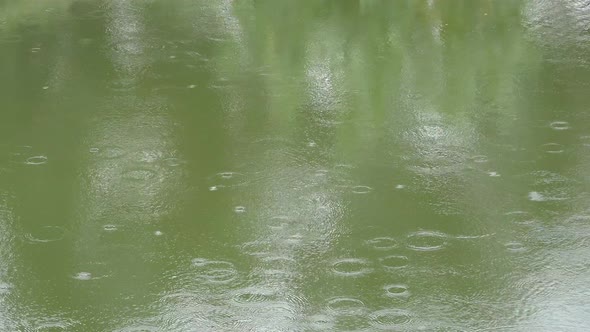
[1, 0, 590, 331]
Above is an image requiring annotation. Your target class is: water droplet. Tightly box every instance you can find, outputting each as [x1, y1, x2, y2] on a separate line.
[406, 230, 448, 252]
[42, 86, 49, 90]
[154, 230, 163, 236]
[384, 284, 410, 298]
[395, 184, 405, 189]
[327, 297, 366, 315]
[488, 171, 500, 177]
[187, 84, 196, 89]
[351, 185, 372, 194]
[234, 206, 246, 213]
[331, 258, 373, 277]
[365, 237, 398, 250]
[25, 156, 48, 165]
[550, 121, 570, 130]
[89, 147, 99, 153]
[103, 224, 118, 232]
[169, 55, 176, 59]
[369, 309, 412, 329]
[73, 272, 92, 280]
[209, 185, 220, 191]
[379, 255, 409, 270]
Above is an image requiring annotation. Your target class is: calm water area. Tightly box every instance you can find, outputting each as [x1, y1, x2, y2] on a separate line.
[1, 1, 590, 331]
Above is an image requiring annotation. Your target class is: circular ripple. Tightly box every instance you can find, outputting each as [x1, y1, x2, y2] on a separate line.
[26, 156, 48, 165]
[234, 206, 246, 213]
[232, 287, 277, 306]
[331, 258, 373, 277]
[471, 155, 489, 163]
[379, 255, 409, 270]
[550, 121, 570, 130]
[504, 241, 527, 253]
[191, 258, 237, 284]
[384, 284, 410, 298]
[103, 224, 118, 232]
[365, 237, 398, 250]
[406, 231, 448, 252]
[369, 309, 412, 329]
[25, 226, 64, 243]
[351, 186, 372, 194]
[327, 297, 366, 315]
[542, 143, 564, 154]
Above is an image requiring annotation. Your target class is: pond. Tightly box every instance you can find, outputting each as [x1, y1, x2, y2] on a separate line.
[1, 1, 590, 331]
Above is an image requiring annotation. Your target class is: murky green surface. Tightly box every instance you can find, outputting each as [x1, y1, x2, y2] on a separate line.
[1, 1, 590, 331]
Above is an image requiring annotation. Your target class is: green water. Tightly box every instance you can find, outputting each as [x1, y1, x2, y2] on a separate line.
[1, 1, 590, 331]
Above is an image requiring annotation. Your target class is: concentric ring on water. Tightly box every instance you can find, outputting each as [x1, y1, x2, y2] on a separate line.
[406, 230, 448, 252]
[369, 309, 412, 329]
[326, 297, 367, 315]
[365, 237, 398, 250]
[384, 284, 410, 298]
[379, 255, 409, 270]
[550, 121, 570, 130]
[25, 226, 65, 243]
[351, 185, 373, 194]
[25, 156, 48, 165]
[331, 258, 373, 277]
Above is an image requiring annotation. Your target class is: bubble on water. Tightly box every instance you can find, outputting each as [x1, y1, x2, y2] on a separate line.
[308, 141, 317, 147]
[327, 297, 367, 315]
[504, 241, 527, 253]
[369, 309, 412, 329]
[379, 255, 409, 270]
[384, 284, 410, 298]
[395, 184, 405, 189]
[209, 185, 220, 191]
[542, 143, 564, 154]
[550, 121, 570, 130]
[365, 237, 398, 250]
[122, 168, 156, 181]
[351, 186, 372, 194]
[331, 258, 373, 277]
[154, 230, 163, 236]
[73, 272, 92, 280]
[187, 84, 196, 89]
[488, 172, 500, 177]
[234, 206, 246, 213]
[89, 147, 99, 153]
[169, 55, 176, 59]
[232, 287, 278, 306]
[25, 226, 64, 243]
[406, 230, 448, 251]
[25, 156, 48, 165]
[42, 86, 49, 90]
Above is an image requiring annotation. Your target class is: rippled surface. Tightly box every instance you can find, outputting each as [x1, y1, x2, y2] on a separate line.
[1, 0, 590, 331]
